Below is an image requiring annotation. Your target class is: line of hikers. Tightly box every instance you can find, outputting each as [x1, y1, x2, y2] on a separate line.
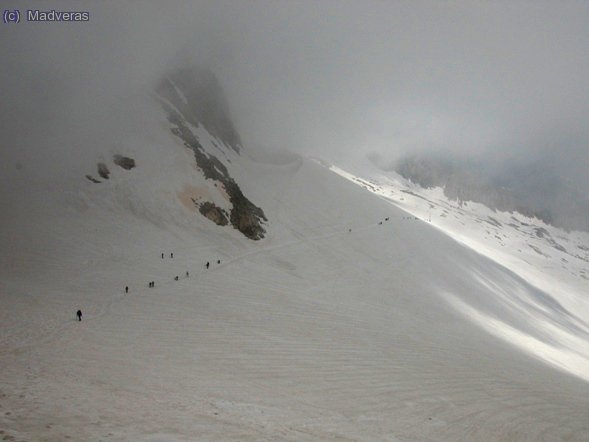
[78, 215, 394, 322]
[78, 257, 226, 320]
[79, 214, 400, 322]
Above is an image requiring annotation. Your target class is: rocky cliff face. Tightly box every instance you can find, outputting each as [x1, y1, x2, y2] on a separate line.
[156, 68, 267, 240]
[393, 154, 554, 226]
[156, 68, 242, 153]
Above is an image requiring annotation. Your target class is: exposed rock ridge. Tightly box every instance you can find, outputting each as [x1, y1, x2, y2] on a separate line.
[156, 67, 242, 154]
[158, 98, 266, 240]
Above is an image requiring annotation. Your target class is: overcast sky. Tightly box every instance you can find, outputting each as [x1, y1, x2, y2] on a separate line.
[1, 1, 588, 222]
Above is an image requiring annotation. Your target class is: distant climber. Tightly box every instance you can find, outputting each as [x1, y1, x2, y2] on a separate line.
[76, 310, 82, 321]
[174, 276, 179, 281]
[379, 221, 382, 225]
[125, 286, 129, 294]
[349, 229, 352, 232]
[161, 253, 164, 259]
[186, 271, 189, 278]
[217, 259, 221, 264]
[385, 217, 389, 221]
[171, 252, 174, 258]
[206, 262, 210, 269]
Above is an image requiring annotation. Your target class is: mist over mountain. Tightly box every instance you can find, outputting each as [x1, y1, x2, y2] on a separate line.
[2, 3, 589, 440]
[1, 1, 588, 228]
[154, 67, 267, 239]
[156, 67, 243, 153]
[373, 151, 589, 232]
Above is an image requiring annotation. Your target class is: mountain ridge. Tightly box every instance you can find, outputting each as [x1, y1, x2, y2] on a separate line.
[381, 153, 589, 232]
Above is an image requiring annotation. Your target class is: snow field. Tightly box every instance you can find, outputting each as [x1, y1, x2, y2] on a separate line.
[2, 101, 589, 440]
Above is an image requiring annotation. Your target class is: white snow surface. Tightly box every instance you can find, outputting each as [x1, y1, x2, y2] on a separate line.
[2, 98, 589, 441]
[330, 162, 589, 383]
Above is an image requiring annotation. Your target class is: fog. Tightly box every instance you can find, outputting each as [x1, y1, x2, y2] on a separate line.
[1, 1, 588, 227]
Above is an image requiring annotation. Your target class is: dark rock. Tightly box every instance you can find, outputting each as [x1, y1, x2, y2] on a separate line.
[159, 101, 267, 240]
[97, 162, 110, 179]
[85, 175, 101, 183]
[156, 68, 242, 154]
[199, 201, 228, 226]
[113, 155, 136, 170]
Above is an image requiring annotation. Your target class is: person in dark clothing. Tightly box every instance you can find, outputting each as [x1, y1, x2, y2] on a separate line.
[206, 262, 209, 269]
[125, 286, 129, 294]
[186, 271, 189, 277]
[217, 259, 221, 264]
[161, 253, 164, 259]
[174, 276, 179, 281]
[76, 310, 82, 321]
[171, 253, 174, 258]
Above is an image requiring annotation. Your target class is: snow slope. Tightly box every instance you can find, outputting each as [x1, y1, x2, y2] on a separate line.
[331, 163, 589, 382]
[2, 95, 589, 441]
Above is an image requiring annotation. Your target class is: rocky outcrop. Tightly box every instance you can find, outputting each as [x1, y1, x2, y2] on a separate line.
[161, 101, 267, 239]
[394, 154, 553, 226]
[155, 69, 267, 240]
[231, 209, 266, 241]
[86, 175, 101, 183]
[226, 181, 267, 240]
[198, 201, 229, 226]
[113, 155, 136, 170]
[156, 67, 242, 153]
[97, 163, 110, 179]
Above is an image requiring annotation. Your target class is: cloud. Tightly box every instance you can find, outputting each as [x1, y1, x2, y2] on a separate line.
[1, 1, 588, 225]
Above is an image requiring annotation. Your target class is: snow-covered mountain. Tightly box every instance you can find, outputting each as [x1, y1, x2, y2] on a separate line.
[387, 153, 589, 232]
[1, 69, 589, 441]
[330, 161, 589, 375]
[83, 67, 267, 241]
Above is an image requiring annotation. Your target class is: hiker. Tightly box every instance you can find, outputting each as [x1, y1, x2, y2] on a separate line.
[171, 252, 174, 258]
[161, 253, 164, 259]
[125, 286, 129, 294]
[217, 259, 221, 264]
[349, 228, 352, 232]
[206, 262, 209, 269]
[174, 276, 179, 281]
[186, 271, 189, 278]
[385, 217, 389, 221]
[76, 310, 82, 321]
[379, 221, 382, 225]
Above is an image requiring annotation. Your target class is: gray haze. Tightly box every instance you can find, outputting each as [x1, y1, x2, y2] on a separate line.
[1, 1, 589, 227]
